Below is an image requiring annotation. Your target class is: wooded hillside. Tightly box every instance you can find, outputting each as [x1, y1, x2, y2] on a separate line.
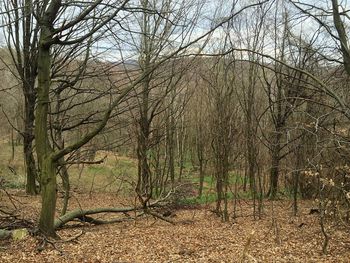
[0, 0, 350, 262]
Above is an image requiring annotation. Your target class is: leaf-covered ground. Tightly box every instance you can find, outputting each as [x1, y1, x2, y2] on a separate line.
[1, 191, 350, 262]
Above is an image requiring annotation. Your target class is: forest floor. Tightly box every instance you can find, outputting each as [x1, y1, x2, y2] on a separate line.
[1, 190, 350, 263]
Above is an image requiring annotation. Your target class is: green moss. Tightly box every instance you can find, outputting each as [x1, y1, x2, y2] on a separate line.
[12, 229, 29, 241]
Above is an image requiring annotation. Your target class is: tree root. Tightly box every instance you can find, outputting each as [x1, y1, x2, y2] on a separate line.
[36, 230, 84, 253]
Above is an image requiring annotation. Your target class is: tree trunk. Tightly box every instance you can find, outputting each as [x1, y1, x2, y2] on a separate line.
[38, 157, 57, 237]
[137, 119, 151, 197]
[24, 137, 37, 195]
[216, 176, 223, 212]
[54, 89, 71, 216]
[246, 85, 256, 194]
[332, 0, 350, 75]
[35, 23, 57, 237]
[198, 157, 205, 198]
[167, 110, 175, 188]
[268, 119, 283, 199]
[222, 170, 229, 221]
[136, 6, 153, 201]
[23, 0, 38, 195]
[60, 159, 70, 216]
[136, 79, 152, 200]
[177, 115, 185, 181]
[293, 145, 302, 215]
[293, 169, 300, 216]
[269, 142, 281, 199]
[23, 93, 37, 195]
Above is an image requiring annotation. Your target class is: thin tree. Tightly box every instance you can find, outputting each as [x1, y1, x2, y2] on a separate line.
[1, 0, 39, 194]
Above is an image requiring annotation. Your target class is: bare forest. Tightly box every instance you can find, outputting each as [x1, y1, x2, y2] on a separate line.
[0, 0, 350, 262]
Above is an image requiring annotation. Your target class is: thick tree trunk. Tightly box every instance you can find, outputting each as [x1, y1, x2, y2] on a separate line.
[38, 157, 57, 237]
[35, 23, 57, 237]
[269, 160, 279, 199]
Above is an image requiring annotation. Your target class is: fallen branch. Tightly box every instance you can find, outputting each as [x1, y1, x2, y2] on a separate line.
[57, 230, 84, 243]
[54, 206, 137, 229]
[54, 189, 179, 229]
[145, 210, 175, 225]
[77, 215, 137, 225]
[0, 207, 34, 230]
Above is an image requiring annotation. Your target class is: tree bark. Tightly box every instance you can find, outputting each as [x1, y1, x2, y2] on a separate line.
[24, 0, 38, 195]
[54, 207, 137, 229]
[269, 138, 281, 199]
[35, 13, 58, 236]
[332, 0, 350, 76]
[38, 157, 57, 237]
[198, 156, 205, 198]
[23, 91, 37, 195]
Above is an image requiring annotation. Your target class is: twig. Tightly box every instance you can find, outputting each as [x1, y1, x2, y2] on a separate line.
[240, 230, 255, 263]
[56, 230, 84, 243]
[0, 184, 18, 210]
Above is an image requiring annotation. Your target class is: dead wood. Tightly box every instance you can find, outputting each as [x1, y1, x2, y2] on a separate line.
[145, 210, 175, 225]
[54, 200, 175, 229]
[54, 206, 137, 229]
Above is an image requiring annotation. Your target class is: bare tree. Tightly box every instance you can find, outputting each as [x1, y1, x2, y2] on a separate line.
[118, 0, 203, 204]
[0, 0, 39, 194]
[34, 0, 133, 237]
[200, 56, 237, 221]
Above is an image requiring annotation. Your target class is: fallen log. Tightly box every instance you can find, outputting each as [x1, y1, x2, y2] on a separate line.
[145, 210, 175, 225]
[54, 206, 137, 229]
[53, 190, 178, 229]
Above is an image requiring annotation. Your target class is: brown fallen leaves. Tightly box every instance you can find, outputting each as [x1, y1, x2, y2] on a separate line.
[1, 192, 350, 263]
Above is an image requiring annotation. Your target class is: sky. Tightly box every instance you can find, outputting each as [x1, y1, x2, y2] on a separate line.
[0, 0, 347, 64]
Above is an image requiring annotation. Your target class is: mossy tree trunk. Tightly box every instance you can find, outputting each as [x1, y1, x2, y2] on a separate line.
[35, 18, 57, 236]
[38, 157, 57, 237]
[33, 1, 130, 237]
